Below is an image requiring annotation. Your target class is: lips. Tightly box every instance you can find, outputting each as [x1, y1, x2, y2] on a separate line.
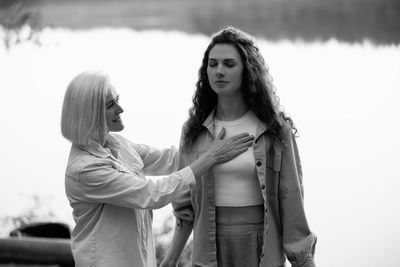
[113, 116, 122, 122]
[214, 80, 229, 88]
[215, 80, 228, 84]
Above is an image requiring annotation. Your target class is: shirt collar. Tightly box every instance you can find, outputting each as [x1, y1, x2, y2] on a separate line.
[202, 108, 217, 137]
[79, 134, 121, 160]
[202, 108, 268, 140]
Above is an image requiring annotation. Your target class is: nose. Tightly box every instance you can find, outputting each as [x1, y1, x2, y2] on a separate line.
[216, 64, 225, 77]
[116, 103, 124, 114]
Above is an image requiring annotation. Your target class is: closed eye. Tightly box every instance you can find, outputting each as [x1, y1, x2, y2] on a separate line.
[224, 59, 237, 67]
[208, 59, 237, 68]
[208, 59, 217, 67]
[106, 102, 114, 109]
[106, 95, 120, 109]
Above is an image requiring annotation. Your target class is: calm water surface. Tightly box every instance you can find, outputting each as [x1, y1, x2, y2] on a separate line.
[0, 27, 399, 267]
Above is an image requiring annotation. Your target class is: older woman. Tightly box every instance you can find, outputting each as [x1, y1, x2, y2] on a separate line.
[161, 27, 317, 267]
[61, 71, 254, 267]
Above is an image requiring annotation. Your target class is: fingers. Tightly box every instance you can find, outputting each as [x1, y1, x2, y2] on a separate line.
[217, 147, 249, 163]
[229, 132, 250, 141]
[211, 132, 255, 164]
[217, 127, 226, 140]
[232, 135, 254, 146]
[235, 140, 254, 150]
[232, 147, 249, 157]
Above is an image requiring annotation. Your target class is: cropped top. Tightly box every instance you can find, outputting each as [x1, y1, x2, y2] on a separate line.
[213, 111, 264, 206]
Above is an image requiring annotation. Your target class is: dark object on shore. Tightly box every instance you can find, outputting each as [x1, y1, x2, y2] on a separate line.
[0, 237, 74, 267]
[0, 222, 74, 267]
[9, 222, 71, 239]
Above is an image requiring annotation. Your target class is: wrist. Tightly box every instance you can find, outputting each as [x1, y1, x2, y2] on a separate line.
[201, 151, 215, 168]
[190, 151, 215, 178]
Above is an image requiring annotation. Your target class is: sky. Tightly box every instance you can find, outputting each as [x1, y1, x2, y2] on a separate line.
[0, 26, 400, 266]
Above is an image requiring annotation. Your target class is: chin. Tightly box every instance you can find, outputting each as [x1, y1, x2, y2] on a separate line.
[110, 124, 124, 132]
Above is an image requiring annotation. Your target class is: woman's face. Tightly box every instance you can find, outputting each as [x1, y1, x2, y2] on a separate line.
[207, 44, 244, 97]
[105, 85, 124, 132]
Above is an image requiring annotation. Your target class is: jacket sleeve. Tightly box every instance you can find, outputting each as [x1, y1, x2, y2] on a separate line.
[171, 126, 196, 227]
[279, 130, 317, 267]
[121, 135, 180, 176]
[75, 160, 194, 210]
[135, 143, 180, 176]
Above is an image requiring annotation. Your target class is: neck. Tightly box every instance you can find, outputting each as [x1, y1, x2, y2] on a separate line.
[104, 133, 119, 158]
[215, 94, 249, 121]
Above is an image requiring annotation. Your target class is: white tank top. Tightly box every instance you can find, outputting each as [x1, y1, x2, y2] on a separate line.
[213, 110, 264, 207]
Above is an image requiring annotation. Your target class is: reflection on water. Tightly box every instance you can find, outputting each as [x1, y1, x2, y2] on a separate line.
[0, 28, 399, 267]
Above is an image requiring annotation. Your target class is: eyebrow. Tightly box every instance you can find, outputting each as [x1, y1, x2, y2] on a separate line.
[106, 95, 119, 105]
[208, 58, 237, 62]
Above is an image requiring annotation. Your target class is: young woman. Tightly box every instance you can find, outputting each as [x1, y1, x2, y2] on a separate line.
[61, 71, 254, 267]
[161, 27, 317, 267]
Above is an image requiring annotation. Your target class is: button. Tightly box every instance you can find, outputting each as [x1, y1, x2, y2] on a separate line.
[256, 161, 262, 167]
[261, 184, 266, 190]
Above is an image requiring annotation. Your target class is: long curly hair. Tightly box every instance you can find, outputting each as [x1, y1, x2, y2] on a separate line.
[183, 26, 296, 150]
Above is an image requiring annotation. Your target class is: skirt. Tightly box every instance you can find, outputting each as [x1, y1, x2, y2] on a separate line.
[216, 205, 264, 267]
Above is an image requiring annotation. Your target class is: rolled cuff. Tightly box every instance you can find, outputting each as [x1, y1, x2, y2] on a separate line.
[177, 166, 196, 189]
[284, 232, 317, 267]
[297, 259, 316, 267]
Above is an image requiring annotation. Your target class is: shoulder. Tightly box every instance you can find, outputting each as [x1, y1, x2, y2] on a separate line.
[66, 146, 103, 178]
[279, 122, 300, 157]
[266, 122, 295, 153]
[277, 117, 295, 140]
[178, 122, 189, 148]
[284, 123, 295, 140]
[180, 121, 190, 135]
[180, 123, 209, 152]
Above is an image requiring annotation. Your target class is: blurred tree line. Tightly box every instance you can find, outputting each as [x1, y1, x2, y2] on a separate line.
[1, 0, 399, 45]
[0, 1, 41, 49]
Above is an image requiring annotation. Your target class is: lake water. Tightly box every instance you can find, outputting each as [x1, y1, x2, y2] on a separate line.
[0, 27, 399, 266]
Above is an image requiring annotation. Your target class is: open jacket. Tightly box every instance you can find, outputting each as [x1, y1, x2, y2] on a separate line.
[173, 111, 317, 267]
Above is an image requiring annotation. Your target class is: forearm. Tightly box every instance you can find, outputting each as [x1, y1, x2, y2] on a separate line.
[162, 220, 193, 265]
[189, 153, 214, 178]
[139, 145, 180, 176]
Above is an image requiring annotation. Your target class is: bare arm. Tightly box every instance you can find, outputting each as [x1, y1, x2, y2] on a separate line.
[160, 220, 193, 267]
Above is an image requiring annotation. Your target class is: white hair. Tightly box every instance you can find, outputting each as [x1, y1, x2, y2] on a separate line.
[61, 71, 110, 146]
